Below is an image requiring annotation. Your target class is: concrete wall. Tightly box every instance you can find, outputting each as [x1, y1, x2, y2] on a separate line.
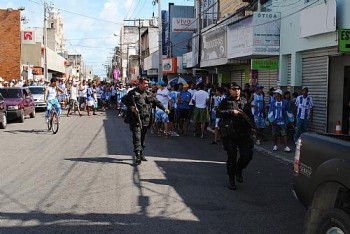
[0, 9, 21, 81]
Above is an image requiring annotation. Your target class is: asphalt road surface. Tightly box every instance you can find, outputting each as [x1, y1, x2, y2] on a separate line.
[0, 110, 306, 234]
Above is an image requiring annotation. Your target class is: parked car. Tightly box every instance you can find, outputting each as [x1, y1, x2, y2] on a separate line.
[0, 92, 7, 129]
[0, 87, 36, 122]
[293, 132, 350, 234]
[28, 86, 46, 110]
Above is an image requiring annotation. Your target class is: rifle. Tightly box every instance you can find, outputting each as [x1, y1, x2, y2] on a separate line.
[237, 109, 257, 131]
[131, 94, 143, 128]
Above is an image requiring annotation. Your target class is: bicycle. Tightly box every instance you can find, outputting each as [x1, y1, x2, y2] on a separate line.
[47, 104, 59, 134]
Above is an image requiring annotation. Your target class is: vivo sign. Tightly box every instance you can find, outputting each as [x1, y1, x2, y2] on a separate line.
[172, 18, 196, 32]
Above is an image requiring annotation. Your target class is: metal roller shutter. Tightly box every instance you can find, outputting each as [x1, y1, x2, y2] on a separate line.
[230, 70, 244, 88]
[287, 55, 291, 91]
[302, 56, 328, 133]
[258, 69, 278, 102]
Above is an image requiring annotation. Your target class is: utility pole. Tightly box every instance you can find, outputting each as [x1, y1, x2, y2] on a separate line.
[43, 2, 48, 81]
[157, 0, 162, 82]
[197, 0, 202, 67]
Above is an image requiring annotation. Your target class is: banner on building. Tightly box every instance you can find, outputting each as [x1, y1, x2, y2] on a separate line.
[227, 16, 254, 58]
[162, 58, 177, 74]
[253, 12, 281, 55]
[21, 31, 36, 45]
[172, 18, 196, 32]
[227, 12, 281, 58]
[201, 26, 227, 67]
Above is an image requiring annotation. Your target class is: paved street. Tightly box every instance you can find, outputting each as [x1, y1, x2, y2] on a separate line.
[0, 110, 305, 234]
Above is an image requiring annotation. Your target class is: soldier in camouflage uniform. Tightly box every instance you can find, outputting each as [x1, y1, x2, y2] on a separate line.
[122, 78, 169, 165]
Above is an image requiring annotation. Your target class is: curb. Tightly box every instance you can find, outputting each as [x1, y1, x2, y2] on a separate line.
[206, 127, 294, 165]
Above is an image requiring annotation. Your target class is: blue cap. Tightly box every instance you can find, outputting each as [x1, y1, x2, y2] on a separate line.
[256, 84, 264, 89]
[158, 80, 166, 86]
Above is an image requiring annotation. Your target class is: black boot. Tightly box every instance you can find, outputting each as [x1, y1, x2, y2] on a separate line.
[135, 152, 142, 165]
[236, 170, 243, 183]
[228, 175, 236, 190]
[140, 151, 147, 161]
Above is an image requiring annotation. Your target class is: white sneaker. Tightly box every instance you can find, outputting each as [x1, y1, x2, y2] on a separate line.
[273, 145, 278, 151]
[171, 132, 180, 137]
[256, 140, 260, 145]
[284, 146, 291, 152]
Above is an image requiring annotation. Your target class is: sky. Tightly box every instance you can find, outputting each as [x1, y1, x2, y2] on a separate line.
[0, 0, 194, 78]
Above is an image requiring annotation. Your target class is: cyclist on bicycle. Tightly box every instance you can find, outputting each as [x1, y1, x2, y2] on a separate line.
[44, 77, 64, 122]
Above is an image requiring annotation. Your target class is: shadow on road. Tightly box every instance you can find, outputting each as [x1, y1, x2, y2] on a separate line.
[64, 156, 135, 166]
[0, 211, 202, 233]
[4, 129, 52, 135]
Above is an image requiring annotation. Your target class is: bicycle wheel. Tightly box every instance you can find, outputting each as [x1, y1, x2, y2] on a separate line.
[51, 111, 59, 134]
[47, 112, 52, 131]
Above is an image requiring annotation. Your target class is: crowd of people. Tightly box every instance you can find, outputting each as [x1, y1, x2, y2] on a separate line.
[0, 76, 315, 148]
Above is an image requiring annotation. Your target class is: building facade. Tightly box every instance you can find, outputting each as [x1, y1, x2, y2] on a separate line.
[277, 0, 350, 134]
[0, 9, 21, 81]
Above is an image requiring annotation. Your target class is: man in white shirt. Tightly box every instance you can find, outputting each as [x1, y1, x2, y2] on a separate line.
[67, 82, 83, 117]
[78, 80, 88, 111]
[156, 80, 170, 138]
[191, 82, 209, 138]
[295, 87, 314, 142]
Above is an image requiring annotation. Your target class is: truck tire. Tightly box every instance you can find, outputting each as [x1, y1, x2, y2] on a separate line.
[316, 208, 350, 234]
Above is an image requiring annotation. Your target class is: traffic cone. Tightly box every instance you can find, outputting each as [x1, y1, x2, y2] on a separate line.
[335, 120, 342, 135]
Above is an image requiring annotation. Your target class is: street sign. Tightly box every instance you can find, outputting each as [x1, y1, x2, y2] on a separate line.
[339, 29, 350, 53]
[251, 59, 279, 70]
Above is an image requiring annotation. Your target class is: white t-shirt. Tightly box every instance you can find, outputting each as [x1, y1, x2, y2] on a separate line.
[156, 88, 170, 110]
[188, 89, 197, 105]
[70, 86, 78, 100]
[192, 90, 209, 108]
[79, 84, 87, 97]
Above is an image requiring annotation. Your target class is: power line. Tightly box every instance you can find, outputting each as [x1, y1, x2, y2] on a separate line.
[124, 0, 137, 20]
[28, 0, 123, 25]
[129, 0, 141, 19]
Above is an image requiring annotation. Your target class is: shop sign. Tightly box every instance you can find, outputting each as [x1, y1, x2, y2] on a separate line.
[252, 12, 280, 55]
[172, 18, 196, 32]
[201, 27, 227, 67]
[251, 59, 279, 70]
[183, 52, 193, 68]
[147, 69, 158, 76]
[227, 16, 254, 58]
[162, 58, 177, 74]
[21, 31, 36, 45]
[339, 29, 350, 53]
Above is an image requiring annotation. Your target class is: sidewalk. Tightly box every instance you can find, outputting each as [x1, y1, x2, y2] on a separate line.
[206, 126, 295, 165]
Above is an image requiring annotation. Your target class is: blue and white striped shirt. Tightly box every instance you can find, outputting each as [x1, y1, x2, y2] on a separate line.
[295, 95, 314, 120]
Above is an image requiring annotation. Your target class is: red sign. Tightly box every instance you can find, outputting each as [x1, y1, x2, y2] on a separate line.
[23, 31, 33, 40]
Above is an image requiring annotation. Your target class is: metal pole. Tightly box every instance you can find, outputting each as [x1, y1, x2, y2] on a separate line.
[197, 0, 202, 67]
[44, 2, 48, 81]
[139, 19, 142, 78]
[158, 0, 162, 82]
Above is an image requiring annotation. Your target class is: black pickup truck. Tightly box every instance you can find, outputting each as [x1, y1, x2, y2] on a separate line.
[293, 132, 350, 234]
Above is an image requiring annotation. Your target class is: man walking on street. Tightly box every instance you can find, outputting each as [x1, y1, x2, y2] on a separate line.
[217, 82, 255, 190]
[294, 87, 314, 143]
[122, 78, 170, 165]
